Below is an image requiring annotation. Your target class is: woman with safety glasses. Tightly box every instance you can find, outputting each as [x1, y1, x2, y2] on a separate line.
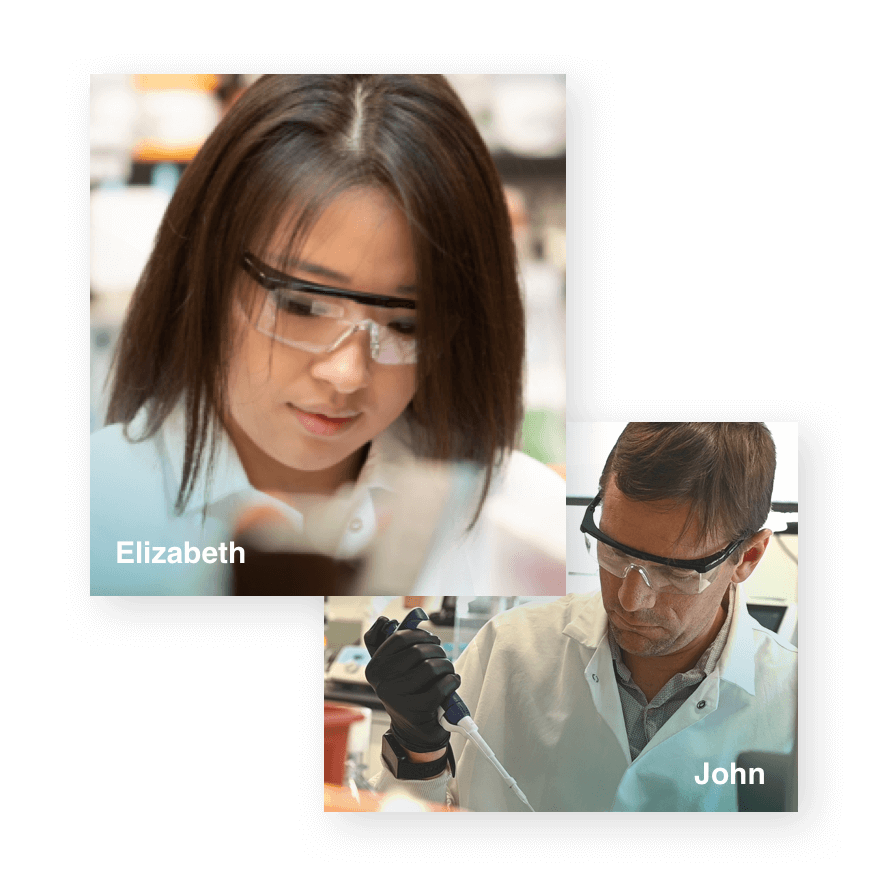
[90, 74, 565, 595]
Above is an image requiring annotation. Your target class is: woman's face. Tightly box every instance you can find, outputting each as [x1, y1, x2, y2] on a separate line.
[225, 188, 418, 496]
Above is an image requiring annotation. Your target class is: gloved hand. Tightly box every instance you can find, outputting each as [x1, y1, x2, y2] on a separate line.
[364, 616, 461, 754]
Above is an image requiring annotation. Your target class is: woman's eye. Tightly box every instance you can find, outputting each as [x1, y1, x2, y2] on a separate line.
[388, 319, 417, 337]
[276, 292, 343, 317]
[274, 293, 318, 318]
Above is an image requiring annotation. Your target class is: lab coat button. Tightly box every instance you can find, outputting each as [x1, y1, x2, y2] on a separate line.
[591, 674, 599, 682]
[349, 518, 363, 532]
[696, 700, 706, 709]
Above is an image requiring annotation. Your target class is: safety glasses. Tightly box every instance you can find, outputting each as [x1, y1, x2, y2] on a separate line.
[241, 252, 418, 365]
[580, 492, 744, 595]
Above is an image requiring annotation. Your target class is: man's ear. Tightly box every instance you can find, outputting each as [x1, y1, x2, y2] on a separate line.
[729, 529, 772, 583]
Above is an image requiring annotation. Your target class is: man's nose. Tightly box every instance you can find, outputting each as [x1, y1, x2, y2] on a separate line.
[617, 565, 658, 611]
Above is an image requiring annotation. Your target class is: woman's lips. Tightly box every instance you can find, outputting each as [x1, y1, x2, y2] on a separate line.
[290, 406, 359, 437]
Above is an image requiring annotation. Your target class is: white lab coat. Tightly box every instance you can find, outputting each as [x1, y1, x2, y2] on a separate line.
[371, 590, 797, 811]
[90, 410, 565, 595]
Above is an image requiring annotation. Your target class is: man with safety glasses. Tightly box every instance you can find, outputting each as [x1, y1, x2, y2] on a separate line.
[559, 423, 797, 810]
[366, 423, 797, 811]
[581, 478, 772, 702]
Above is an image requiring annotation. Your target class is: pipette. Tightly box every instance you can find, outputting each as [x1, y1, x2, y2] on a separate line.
[382, 607, 536, 812]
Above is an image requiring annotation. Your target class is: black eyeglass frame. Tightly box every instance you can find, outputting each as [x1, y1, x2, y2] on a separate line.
[241, 252, 418, 311]
[580, 491, 747, 574]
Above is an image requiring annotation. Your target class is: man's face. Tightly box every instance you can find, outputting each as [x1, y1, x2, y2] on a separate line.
[597, 478, 740, 658]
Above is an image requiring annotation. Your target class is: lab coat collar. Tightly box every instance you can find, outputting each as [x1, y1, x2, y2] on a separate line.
[562, 592, 608, 649]
[561, 588, 753, 764]
[715, 582, 758, 697]
[561, 583, 758, 697]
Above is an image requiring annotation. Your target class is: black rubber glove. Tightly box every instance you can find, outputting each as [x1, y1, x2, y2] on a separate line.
[364, 616, 461, 754]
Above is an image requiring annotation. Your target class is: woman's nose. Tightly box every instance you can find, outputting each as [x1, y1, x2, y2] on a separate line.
[310, 325, 373, 393]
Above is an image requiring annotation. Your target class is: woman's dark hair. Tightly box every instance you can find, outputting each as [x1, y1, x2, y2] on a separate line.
[107, 75, 525, 522]
[599, 423, 776, 556]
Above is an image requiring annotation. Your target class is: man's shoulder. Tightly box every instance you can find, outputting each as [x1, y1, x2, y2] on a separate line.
[748, 613, 798, 681]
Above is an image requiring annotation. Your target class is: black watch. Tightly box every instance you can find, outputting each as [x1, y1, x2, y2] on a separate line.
[381, 731, 455, 780]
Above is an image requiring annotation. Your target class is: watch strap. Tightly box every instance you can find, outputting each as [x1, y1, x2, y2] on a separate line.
[381, 731, 455, 780]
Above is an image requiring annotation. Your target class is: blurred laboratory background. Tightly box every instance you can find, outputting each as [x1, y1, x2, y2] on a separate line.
[90, 74, 566, 467]
[566, 422, 799, 647]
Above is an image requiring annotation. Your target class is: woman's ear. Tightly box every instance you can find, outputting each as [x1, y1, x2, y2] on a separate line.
[729, 529, 772, 583]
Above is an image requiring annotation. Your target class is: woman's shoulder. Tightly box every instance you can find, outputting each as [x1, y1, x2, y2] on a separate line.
[91, 421, 166, 481]
[90, 420, 176, 521]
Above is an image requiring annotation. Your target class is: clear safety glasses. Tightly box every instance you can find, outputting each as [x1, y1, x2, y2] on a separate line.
[241, 252, 418, 365]
[580, 492, 745, 595]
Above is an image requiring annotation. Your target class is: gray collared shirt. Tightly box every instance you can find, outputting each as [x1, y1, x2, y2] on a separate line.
[608, 585, 736, 761]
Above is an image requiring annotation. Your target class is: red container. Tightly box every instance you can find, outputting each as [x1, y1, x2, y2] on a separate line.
[324, 703, 365, 785]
